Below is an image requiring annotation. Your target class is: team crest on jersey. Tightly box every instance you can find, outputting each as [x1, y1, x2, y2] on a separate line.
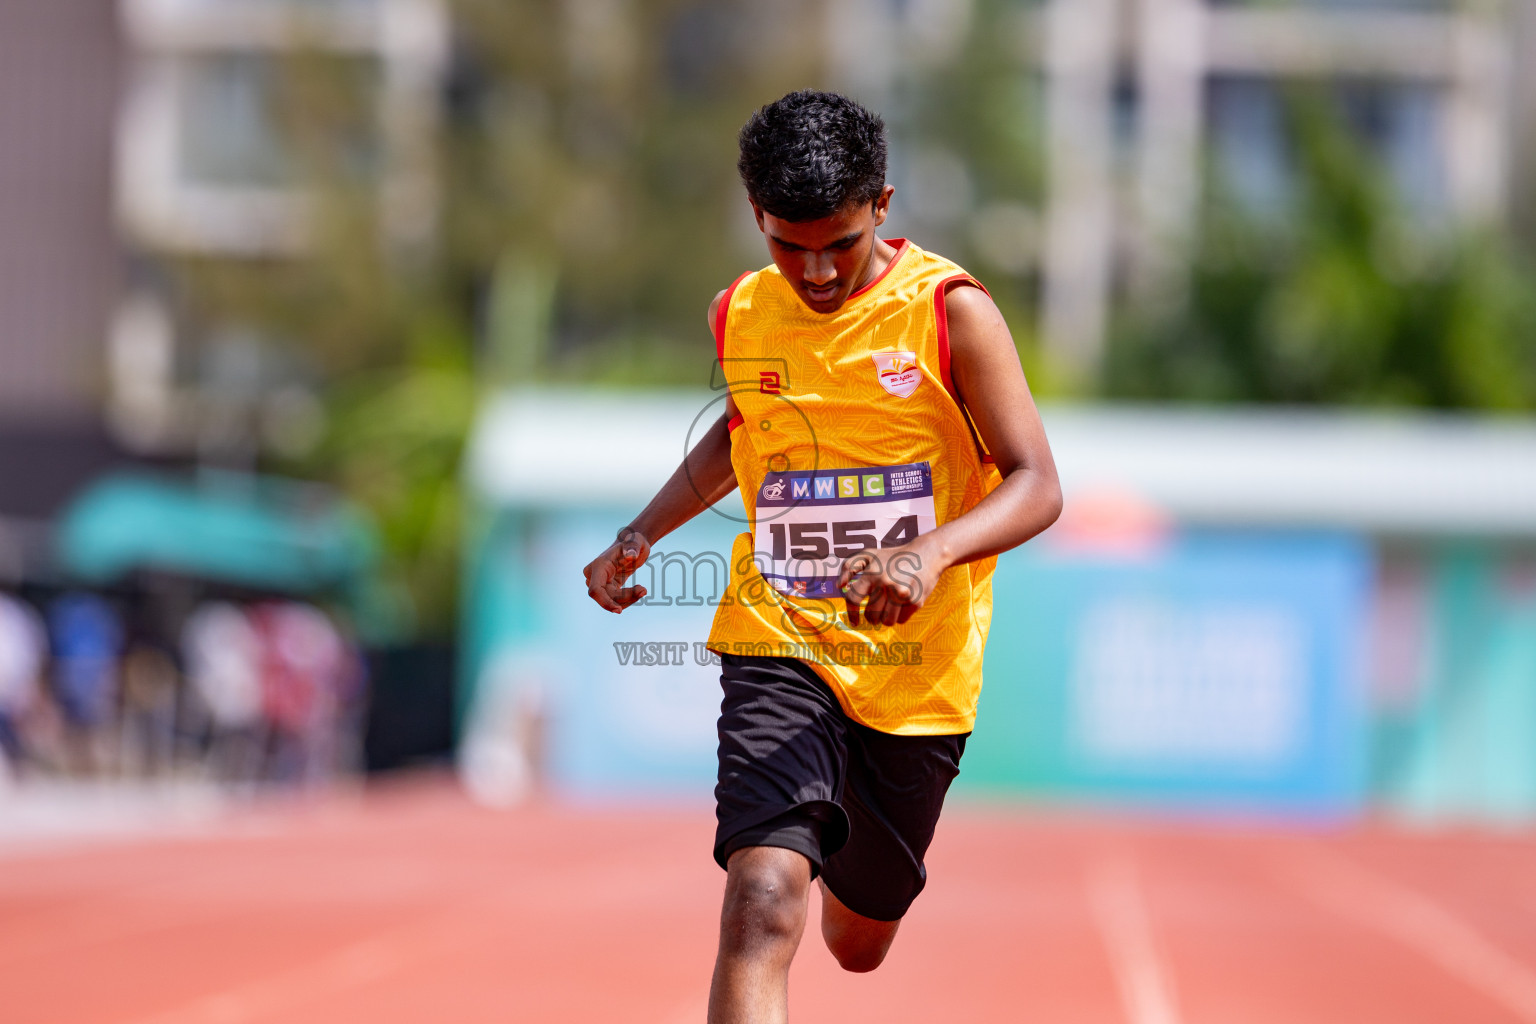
[870, 351, 921, 398]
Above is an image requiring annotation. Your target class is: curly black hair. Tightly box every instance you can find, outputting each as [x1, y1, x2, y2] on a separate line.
[737, 90, 887, 222]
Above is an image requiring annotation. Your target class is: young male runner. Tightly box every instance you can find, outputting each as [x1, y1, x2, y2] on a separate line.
[583, 91, 1061, 1023]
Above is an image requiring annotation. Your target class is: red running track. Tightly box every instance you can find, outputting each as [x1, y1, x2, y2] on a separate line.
[6, 778, 1536, 1024]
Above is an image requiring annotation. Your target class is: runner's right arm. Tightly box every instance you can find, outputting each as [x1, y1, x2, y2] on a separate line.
[583, 291, 739, 613]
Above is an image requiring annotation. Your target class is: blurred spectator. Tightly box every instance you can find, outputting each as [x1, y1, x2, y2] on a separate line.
[326, 613, 370, 780]
[253, 602, 347, 786]
[0, 592, 46, 782]
[48, 592, 122, 775]
[118, 641, 180, 779]
[182, 601, 264, 785]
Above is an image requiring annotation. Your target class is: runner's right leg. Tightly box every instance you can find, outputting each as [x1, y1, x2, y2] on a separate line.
[708, 845, 812, 1024]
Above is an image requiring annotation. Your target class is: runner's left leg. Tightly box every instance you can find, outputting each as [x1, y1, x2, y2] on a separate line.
[818, 878, 901, 972]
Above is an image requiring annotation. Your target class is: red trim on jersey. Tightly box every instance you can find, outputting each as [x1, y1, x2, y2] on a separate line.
[935, 273, 995, 465]
[727, 413, 744, 432]
[934, 273, 990, 403]
[848, 238, 911, 300]
[713, 270, 752, 364]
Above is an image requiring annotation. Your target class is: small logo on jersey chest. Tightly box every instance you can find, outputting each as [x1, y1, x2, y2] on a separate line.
[870, 351, 921, 398]
[759, 370, 781, 394]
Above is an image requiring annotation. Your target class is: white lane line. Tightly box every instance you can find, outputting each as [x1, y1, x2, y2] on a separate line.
[1280, 840, 1536, 1023]
[1088, 853, 1184, 1024]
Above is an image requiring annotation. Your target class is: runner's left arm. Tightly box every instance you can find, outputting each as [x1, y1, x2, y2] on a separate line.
[839, 283, 1060, 626]
[924, 283, 1061, 563]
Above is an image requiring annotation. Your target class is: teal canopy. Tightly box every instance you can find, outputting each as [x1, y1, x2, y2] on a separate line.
[58, 471, 378, 593]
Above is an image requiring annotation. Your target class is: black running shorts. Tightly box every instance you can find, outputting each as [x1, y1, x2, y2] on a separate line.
[713, 652, 967, 922]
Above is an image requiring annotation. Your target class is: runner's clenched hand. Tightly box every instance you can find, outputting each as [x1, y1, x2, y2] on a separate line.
[583, 527, 652, 613]
[837, 536, 945, 628]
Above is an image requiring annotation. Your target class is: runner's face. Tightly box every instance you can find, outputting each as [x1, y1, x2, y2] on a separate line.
[753, 187, 893, 314]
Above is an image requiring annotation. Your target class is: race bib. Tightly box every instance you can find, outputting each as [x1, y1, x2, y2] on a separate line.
[752, 462, 938, 598]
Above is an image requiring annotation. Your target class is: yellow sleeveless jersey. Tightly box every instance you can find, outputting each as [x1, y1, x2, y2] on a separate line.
[705, 238, 1002, 735]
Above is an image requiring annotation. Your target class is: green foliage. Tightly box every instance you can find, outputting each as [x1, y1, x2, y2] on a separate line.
[1106, 86, 1536, 410]
[304, 319, 475, 640]
[446, 0, 826, 384]
[896, 0, 1046, 342]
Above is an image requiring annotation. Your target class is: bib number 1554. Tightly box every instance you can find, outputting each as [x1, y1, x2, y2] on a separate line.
[765, 515, 920, 561]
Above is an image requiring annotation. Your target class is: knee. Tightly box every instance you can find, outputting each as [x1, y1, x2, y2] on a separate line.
[826, 935, 893, 973]
[820, 887, 900, 973]
[720, 853, 809, 957]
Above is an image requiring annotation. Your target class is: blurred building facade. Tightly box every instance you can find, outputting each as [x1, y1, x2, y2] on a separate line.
[0, 0, 445, 578]
[1017, 0, 1530, 376]
[110, 0, 447, 459]
[0, 1, 120, 425]
[0, 1, 125, 577]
